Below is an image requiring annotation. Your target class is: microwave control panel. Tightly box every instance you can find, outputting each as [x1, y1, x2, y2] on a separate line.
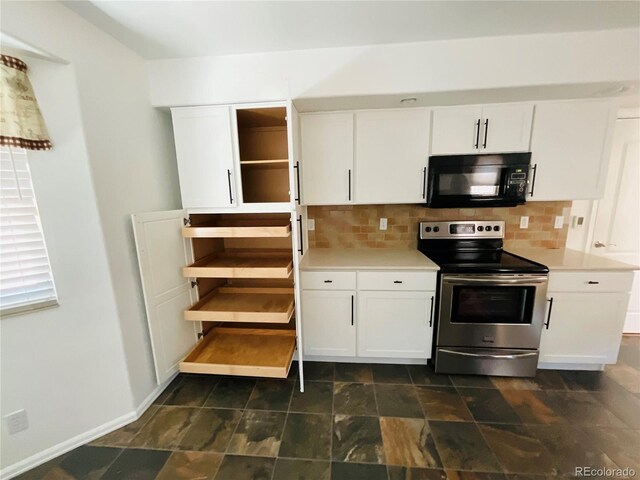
[506, 169, 528, 196]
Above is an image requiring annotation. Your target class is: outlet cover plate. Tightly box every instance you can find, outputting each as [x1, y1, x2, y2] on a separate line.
[519, 216, 529, 229]
[554, 216, 564, 229]
[379, 218, 388, 231]
[5, 410, 28, 435]
[307, 219, 315, 231]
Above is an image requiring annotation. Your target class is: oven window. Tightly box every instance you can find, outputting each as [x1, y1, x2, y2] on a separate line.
[450, 286, 534, 324]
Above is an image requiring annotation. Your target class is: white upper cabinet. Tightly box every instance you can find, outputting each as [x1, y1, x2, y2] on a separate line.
[529, 100, 616, 201]
[300, 113, 354, 205]
[430, 104, 533, 155]
[430, 106, 483, 155]
[481, 104, 533, 154]
[355, 109, 430, 204]
[171, 106, 237, 209]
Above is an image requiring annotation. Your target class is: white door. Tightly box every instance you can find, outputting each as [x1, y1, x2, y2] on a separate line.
[355, 109, 430, 204]
[539, 292, 629, 365]
[430, 106, 483, 155]
[357, 291, 434, 359]
[300, 113, 354, 205]
[132, 210, 198, 384]
[301, 290, 355, 356]
[172, 106, 237, 208]
[529, 100, 615, 201]
[590, 117, 640, 333]
[480, 104, 533, 154]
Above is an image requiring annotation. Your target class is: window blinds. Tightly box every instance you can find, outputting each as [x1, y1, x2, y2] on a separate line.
[0, 147, 57, 314]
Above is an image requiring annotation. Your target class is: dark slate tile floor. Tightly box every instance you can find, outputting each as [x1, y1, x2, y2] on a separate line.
[17, 336, 640, 479]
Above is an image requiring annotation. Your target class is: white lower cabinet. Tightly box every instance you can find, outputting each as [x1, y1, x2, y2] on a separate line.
[357, 291, 435, 359]
[301, 269, 437, 360]
[301, 290, 356, 356]
[539, 271, 633, 366]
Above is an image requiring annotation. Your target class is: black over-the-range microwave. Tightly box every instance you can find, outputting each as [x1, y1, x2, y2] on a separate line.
[425, 153, 532, 208]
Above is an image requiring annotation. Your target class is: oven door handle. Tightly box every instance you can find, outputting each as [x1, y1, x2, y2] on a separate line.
[443, 276, 548, 285]
[439, 349, 538, 360]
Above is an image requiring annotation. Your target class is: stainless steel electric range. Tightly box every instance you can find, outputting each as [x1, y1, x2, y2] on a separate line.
[418, 221, 549, 377]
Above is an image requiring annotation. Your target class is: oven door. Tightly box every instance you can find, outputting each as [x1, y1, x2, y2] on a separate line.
[437, 274, 548, 350]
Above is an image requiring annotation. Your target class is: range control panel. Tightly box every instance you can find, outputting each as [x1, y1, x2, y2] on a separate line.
[419, 221, 505, 239]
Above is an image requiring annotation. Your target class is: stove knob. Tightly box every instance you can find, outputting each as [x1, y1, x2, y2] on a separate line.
[493, 225, 500, 231]
[425, 226, 432, 233]
[433, 226, 440, 233]
[477, 226, 484, 232]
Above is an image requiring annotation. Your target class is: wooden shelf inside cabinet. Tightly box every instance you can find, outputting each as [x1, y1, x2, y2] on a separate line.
[184, 287, 294, 323]
[180, 327, 296, 378]
[182, 220, 291, 238]
[183, 251, 293, 279]
[240, 159, 289, 165]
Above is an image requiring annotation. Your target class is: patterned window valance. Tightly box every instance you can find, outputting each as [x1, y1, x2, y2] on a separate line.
[0, 55, 52, 150]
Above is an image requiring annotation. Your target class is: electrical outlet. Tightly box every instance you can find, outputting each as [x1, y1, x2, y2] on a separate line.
[5, 410, 28, 435]
[554, 216, 564, 229]
[379, 218, 388, 231]
[307, 219, 315, 231]
[519, 216, 529, 229]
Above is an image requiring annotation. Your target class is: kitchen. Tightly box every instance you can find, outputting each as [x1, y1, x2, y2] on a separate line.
[1, 2, 639, 479]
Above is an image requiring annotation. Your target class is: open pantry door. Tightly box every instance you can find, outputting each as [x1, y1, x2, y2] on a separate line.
[132, 209, 198, 384]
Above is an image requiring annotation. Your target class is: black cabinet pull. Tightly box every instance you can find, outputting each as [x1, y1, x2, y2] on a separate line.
[351, 295, 354, 326]
[429, 295, 435, 327]
[544, 297, 554, 329]
[297, 215, 304, 255]
[421, 166, 427, 199]
[348, 169, 352, 201]
[393, 280, 403, 284]
[529, 164, 538, 197]
[482, 119, 489, 149]
[474, 119, 481, 149]
[227, 169, 233, 204]
[293, 161, 301, 204]
[323, 280, 333, 283]
[587, 281, 600, 285]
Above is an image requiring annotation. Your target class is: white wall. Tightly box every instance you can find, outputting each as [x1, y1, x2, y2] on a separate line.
[147, 28, 640, 107]
[1, 1, 180, 473]
[0, 58, 135, 472]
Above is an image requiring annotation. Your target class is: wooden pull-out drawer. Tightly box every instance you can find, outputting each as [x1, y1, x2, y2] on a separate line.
[357, 271, 437, 291]
[547, 271, 634, 293]
[301, 271, 356, 290]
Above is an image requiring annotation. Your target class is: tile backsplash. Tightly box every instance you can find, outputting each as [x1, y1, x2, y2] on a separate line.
[307, 202, 572, 250]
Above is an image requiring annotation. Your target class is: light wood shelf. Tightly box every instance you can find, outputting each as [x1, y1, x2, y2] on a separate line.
[184, 287, 294, 323]
[182, 219, 291, 238]
[180, 327, 296, 378]
[183, 251, 293, 279]
[240, 159, 289, 165]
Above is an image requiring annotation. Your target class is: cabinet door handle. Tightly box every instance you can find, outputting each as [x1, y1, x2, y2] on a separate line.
[544, 297, 554, 329]
[528, 164, 538, 197]
[297, 215, 304, 255]
[429, 295, 435, 327]
[348, 169, 352, 201]
[474, 119, 481, 149]
[351, 295, 354, 326]
[587, 281, 600, 285]
[227, 169, 234, 204]
[323, 280, 333, 283]
[482, 119, 489, 149]
[393, 280, 403, 284]
[293, 161, 301, 205]
[421, 166, 427, 199]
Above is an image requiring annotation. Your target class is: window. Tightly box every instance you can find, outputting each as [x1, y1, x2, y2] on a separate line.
[0, 147, 58, 315]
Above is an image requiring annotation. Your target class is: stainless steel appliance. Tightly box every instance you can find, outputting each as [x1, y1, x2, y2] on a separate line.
[426, 153, 532, 208]
[418, 220, 549, 377]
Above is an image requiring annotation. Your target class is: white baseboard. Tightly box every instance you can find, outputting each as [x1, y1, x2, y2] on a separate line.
[623, 312, 640, 334]
[0, 374, 176, 480]
[538, 362, 604, 371]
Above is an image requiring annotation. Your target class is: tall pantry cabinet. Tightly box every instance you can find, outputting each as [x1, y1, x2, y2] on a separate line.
[132, 102, 307, 389]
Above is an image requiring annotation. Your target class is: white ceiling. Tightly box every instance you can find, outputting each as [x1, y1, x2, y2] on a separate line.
[62, 1, 640, 60]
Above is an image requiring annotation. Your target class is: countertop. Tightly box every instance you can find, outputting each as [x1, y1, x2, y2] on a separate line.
[300, 248, 439, 271]
[509, 247, 639, 271]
